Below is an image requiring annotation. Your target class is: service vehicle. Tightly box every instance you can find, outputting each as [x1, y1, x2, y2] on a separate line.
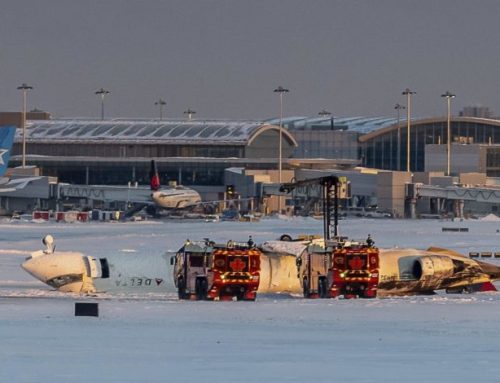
[171, 239, 261, 300]
[297, 237, 379, 298]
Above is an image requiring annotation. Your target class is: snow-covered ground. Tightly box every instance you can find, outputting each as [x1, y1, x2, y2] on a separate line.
[1, 217, 500, 382]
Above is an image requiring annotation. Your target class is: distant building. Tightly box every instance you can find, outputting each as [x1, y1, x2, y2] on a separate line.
[425, 144, 500, 177]
[360, 117, 500, 172]
[267, 116, 397, 161]
[459, 106, 492, 119]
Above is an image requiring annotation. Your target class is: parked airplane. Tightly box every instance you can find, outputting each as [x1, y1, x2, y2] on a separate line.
[21, 235, 499, 296]
[0, 126, 43, 196]
[149, 160, 202, 210]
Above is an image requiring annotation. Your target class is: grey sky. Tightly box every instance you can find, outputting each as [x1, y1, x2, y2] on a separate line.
[1, 0, 500, 120]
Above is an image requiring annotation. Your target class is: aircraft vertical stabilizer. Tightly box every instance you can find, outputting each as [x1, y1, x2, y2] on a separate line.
[150, 160, 160, 191]
[0, 126, 16, 177]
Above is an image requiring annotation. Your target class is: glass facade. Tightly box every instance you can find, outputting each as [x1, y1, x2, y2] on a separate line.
[362, 120, 500, 172]
[486, 147, 500, 177]
[290, 130, 359, 159]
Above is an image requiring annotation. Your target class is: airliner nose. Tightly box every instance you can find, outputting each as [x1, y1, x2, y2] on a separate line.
[21, 256, 50, 283]
[20, 252, 88, 292]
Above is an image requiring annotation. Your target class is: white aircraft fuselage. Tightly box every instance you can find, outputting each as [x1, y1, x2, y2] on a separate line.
[21, 238, 500, 296]
[151, 186, 201, 209]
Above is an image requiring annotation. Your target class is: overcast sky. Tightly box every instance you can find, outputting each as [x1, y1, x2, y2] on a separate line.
[1, 0, 500, 120]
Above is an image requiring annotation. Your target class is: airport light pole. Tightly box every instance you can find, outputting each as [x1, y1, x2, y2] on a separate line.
[319, 109, 334, 130]
[184, 108, 196, 120]
[394, 103, 405, 171]
[402, 88, 416, 172]
[274, 86, 289, 213]
[441, 91, 456, 176]
[17, 83, 33, 168]
[155, 99, 166, 121]
[95, 88, 110, 120]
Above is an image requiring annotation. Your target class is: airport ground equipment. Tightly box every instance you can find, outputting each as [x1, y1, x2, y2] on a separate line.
[278, 176, 380, 298]
[297, 237, 379, 299]
[279, 175, 344, 240]
[172, 240, 261, 301]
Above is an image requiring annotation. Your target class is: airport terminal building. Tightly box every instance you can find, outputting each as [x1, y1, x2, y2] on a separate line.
[2, 111, 500, 217]
[7, 115, 303, 187]
[359, 117, 500, 174]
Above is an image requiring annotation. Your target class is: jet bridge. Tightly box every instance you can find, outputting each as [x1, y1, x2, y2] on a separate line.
[414, 184, 500, 204]
[263, 176, 347, 240]
[406, 183, 500, 219]
[57, 184, 152, 204]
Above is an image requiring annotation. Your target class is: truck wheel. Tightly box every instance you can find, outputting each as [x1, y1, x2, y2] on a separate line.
[318, 277, 328, 298]
[280, 234, 292, 241]
[177, 278, 187, 300]
[244, 293, 256, 302]
[195, 278, 208, 300]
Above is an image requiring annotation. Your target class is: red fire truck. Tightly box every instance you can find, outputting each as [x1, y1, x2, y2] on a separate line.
[172, 240, 261, 301]
[298, 238, 379, 299]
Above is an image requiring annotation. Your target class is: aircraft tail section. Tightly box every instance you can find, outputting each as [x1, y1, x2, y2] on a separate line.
[150, 160, 160, 191]
[0, 126, 16, 177]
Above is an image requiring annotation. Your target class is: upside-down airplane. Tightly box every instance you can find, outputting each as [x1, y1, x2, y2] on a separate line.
[21, 235, 500, 296]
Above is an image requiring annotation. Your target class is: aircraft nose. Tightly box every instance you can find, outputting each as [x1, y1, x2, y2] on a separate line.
[21, 256, 49, 282]
[21, 252, 89, 292]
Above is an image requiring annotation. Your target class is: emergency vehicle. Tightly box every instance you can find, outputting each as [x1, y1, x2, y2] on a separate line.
[171, 239, 261, 301]
[297, 237, 379, 298]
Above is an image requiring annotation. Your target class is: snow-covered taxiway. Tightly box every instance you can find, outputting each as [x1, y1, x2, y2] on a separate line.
[1, 217, 500, 382]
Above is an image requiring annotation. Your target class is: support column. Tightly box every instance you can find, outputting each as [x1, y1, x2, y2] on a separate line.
[85, 166, 90, 185]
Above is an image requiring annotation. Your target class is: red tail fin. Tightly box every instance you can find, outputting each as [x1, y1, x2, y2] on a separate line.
[479, 282, 497, 292]
[150, 160, 160, 191]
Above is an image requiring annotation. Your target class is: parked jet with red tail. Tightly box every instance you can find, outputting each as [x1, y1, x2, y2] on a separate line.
[149, 160, 202, 210]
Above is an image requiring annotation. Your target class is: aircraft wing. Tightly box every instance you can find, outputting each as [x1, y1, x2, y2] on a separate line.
[0, 176, 43, 193]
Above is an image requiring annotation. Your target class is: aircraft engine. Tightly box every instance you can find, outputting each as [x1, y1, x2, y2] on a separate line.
[412, 255, 454, 286]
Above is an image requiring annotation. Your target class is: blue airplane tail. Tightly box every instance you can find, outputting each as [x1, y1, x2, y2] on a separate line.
[0, 126, 16, 177]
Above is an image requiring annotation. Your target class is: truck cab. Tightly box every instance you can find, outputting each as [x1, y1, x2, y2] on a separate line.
[297, 237, 379, 299]
[172, 240, 261, 301]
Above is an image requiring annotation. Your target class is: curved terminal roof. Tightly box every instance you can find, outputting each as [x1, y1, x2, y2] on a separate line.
[266, 116, 398, 134]
[358, 116, 500, 142]
[22, 119, 298, 146]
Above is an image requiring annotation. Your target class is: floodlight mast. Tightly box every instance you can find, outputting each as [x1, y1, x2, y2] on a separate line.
[17, 83, 33, 168]
[155, 99, 166, 121]
[402, 88, 416, 172]
[273, 86, 289, 213]
[441, 91, 456, 176]
[95, 88, 110, 120]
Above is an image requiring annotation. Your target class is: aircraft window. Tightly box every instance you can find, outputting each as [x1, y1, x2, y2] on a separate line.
[46, 274, 83, 288]
[100, 258, 110, 278]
